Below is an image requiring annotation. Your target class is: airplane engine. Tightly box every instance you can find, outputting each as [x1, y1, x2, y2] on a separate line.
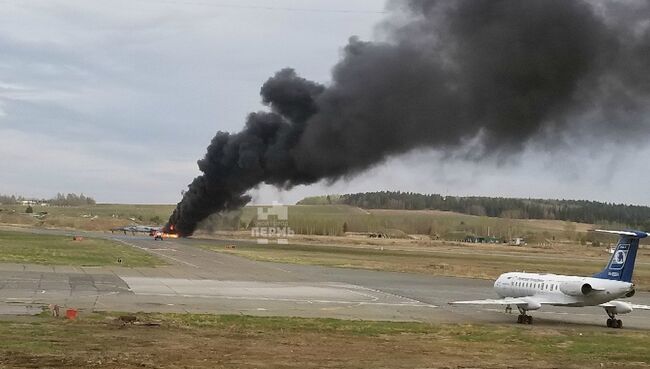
[606, 301, 633, 315]
[522, 301, 541, 310]
[560, 281, 594, 296]
[625, 288, 635, 298]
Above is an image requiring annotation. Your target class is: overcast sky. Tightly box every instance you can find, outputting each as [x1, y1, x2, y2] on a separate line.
[1, 0, 649, 206]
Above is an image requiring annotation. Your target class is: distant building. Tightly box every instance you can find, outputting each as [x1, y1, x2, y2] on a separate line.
[465, 235, 501, 244]
[509, 237, 526, 246]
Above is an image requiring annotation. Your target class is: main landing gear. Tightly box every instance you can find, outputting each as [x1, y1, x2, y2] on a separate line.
[516, 306, 533, 324]
[606, 311, 623, 329]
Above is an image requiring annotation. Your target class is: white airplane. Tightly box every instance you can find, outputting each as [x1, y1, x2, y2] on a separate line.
[450, 230, 650, 328]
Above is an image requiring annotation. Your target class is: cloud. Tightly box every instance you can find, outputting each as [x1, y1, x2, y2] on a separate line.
[0, 0, 383, 202]
[0, 128, 198, 203]
[2, 0, 648, 209]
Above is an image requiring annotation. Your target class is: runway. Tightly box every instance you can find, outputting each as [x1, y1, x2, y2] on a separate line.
[2, 232, 650, 329]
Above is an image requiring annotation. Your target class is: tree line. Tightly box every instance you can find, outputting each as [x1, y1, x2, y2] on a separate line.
[299, 191, 650, 229]
[0, 193, 96, 206]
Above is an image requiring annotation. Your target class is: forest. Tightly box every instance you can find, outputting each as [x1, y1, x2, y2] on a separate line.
[299, 192, 650, 229]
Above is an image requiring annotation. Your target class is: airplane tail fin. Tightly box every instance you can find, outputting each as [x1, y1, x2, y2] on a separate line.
[592, 230, 648, 283]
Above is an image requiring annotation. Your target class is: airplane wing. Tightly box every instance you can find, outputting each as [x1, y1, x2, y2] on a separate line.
[599, 302, 650, 310]
[592, 229, 650, 238]
[450, 296, 578, 307]
[449, 297, 530, 305]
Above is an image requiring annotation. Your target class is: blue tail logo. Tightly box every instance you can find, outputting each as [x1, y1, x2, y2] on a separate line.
[615, 249, 626, 264]
[593, 230, 648, 282]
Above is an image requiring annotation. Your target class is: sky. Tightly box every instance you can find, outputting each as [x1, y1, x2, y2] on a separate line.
[1, 0, 649, 206]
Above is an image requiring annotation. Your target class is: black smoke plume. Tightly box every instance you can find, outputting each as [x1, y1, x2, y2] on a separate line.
[167, 0, 650, 236]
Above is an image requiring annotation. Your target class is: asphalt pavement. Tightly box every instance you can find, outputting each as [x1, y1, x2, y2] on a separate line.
[1, 231, 650, 329]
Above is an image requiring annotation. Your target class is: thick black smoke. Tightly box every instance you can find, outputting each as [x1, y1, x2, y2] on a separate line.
[167, 0, 650, 236]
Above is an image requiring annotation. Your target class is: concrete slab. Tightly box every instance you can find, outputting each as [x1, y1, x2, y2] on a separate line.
[23, 264, 54, 273]
[121, 278, 437, 309]
[52, 265, 83, 274]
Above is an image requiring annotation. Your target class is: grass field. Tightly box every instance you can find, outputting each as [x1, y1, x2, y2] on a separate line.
[1, 202, 604, 243]
[0, 230, 164, 267]
[237, 205, 599, 242]
[0, 204, 175, 231]
[0, 312, 648, 368]
[200, 241, 650, 290]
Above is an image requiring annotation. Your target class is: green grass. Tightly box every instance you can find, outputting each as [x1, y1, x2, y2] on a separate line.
[0, 230, 164, 267]
[150, 312, 433, 336]
[1, 313, 649, 368]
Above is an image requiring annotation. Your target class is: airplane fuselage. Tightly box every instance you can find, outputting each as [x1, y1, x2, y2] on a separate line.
[494, 272, 633, 308]
[451, 230, 649, 328]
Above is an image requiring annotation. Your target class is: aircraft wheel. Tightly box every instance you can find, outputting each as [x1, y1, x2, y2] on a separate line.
[527, 316, 533, 325]
[617, 320, 623, 329]
[606, 319, 612, 328]
[517, 315, 522, 324]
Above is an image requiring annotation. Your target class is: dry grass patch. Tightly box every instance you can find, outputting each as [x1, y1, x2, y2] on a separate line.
[0, 313, 649, 369]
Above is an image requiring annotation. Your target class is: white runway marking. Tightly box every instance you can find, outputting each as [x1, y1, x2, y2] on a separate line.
[112, 238, 199, 268]
[121, 277, 438, 308]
